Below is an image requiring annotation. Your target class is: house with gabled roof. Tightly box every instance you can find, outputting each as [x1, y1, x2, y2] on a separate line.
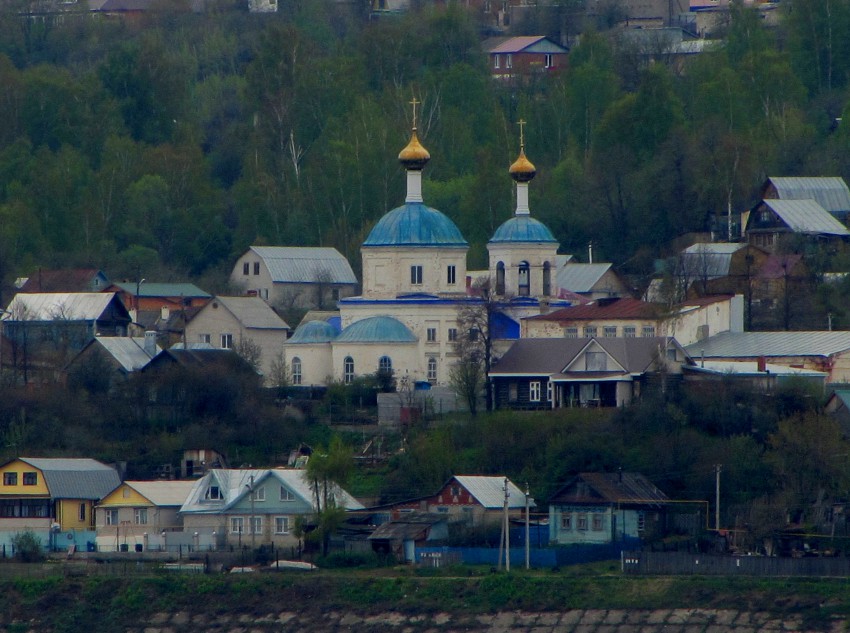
[179, 468, 363, 548]
[183, 295, 290, 383]
[490, 336, 691, 409]
[744, 198, 850, 252]
[18, 268, 109, 294]
[230, 246, 358, 310]
[549, 472, 669, 545]
[65, 333, 161, 392]
[761, 176, 850, 223]
[556, 263, 631, 301]
[0, 457, 121, 552]
[484, 36, 568, 81]
[95, 480, 196, 552]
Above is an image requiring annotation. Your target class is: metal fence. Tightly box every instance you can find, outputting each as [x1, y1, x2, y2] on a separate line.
[623, 551, 850, 576]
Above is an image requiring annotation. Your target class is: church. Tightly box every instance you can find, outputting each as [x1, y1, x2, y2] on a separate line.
[283, 111, 567, 389]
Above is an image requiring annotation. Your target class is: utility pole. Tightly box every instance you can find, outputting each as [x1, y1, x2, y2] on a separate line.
[504, 477, 510, 572]
[525, 482, 530, 570]
[714, 465, 722, 531]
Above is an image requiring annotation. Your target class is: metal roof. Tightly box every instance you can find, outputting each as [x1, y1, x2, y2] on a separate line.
[118, 481, 197, 507]
[679, 243, 746, 279]
[249, 246, 357, 285]
[180, 468, 363, 514]
[550, 472, 669, 506]
[760, 199, 850, 236]
[363, 202, 468, 248]
[685, 331, 850, 358]
[2, 293, 121, 321]
[19, 269, 107, 293]
[17, 458, 121, 500]
[556, 263, 614, 293]
[288, 320, 339, 344]
[766, 177, 850, 214]
[336, 316, 417, 344]
[113, 282, 211, 298]
[91, 337, 159, 372]
[452, 476, 527, 509]
[528, 298, 662, 322]
[212, 296, 290, 330]
[685, 360, 827, 377]
[487, 36, 567, 55]
[489, 216, 558, 244]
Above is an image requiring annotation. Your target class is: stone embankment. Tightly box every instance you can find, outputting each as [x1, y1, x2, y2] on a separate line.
[119, 609, 843, 633]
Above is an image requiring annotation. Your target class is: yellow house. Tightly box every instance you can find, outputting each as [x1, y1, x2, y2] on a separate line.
[0, 457, 121, 553]
[95, 480, 196, 552]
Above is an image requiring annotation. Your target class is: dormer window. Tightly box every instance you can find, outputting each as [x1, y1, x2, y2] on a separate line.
[205, 485, 223, 500]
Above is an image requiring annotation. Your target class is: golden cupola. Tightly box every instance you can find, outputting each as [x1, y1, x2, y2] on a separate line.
[509, 148, 536, 183]
[398, 128, 430, 171]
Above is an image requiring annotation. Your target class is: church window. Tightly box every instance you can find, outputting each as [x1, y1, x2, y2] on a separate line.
[543, 262, 551, 296]
[447, 265, 456, 285]
[496, 262, 506, 295]
[427, 357, 437, 381]
[518, 262, 530, 296]
[410, 265, 423, 285]
[379, 356, 392, 373]
[291, 357, 302, 385]
[344, 357, 355, 384]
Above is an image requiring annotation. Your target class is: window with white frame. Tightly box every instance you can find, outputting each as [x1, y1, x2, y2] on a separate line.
[577, 513, 588, 530]
[506, 54, 512, 69]
[427, 357, 437, 381]
[583, 326, 597, 337]
[230, 517, 244, 534]
[447, 265, 456, 285]
[199, 333, 211, 344]
[426, 328, 437, 342]
[546, 381, 553, 403]
[637, 511, 646, 533]
[545, 53, 553, 68]
[220, 333, 233, 349]
[275, 516, 290, 534]
[592, 513, 604, 531]
[291, 357, 302, 385]
[642, 325, 656, 337]
[448, 328, 458, 342]
[134, 508, 148, 524]
[252, 486, 265, 502]
[529, 381, 541, 402]
[623, 326, 636, 338]
[560, 513, 572, 530]
[494, 54, 500, 69]
[205, 485, 222, 500]
[280, 486, 294, 501]
[565, 327, 578, 338]
[250, 516, 262, 534]
[603, 326, 617, 338]
[410, 265, 423, 285]
[344, 356, 354, 384]
[105, 509, 119, 526]
[379, 356, 392, 373]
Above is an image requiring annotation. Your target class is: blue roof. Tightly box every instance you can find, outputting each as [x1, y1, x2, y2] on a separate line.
[489, 216, 557, 244]
[363, 202, 467, 248]
[288, 320, 339, 344]
[336, 316, 417, 343]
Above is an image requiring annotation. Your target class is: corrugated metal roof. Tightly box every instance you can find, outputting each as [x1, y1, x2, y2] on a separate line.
[489, 216, 558, 244]
[487, 36, 563, 54]
[551, 472, 668, 505]
[114, 282, 211, 298]
[121, 481, 197, 507]
[93, 337, 159, 371]
[557, 263, 613, 293]
[213, 296, 290, 330]
[336, 316, 417, 343]
[685, 360, 827, 377]
[685, 331, 850, 358]
[180, 468, 363, 514]
[250, 246, 357, 285]
[767, 177, 850, 214]
[362, 203, 468, 248]
[288, 320, 339, 344]
[3, 293, 119, 321]
[679, 243, 746, 279]
[761, 199, 850, 236]
[453, 476, 527, 509]
[18, 458, 121, 500]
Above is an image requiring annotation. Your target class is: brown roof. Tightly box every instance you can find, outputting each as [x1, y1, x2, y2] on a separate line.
[19, 269, 104, 293]
[488, 36, 547, 54]
[528, 298, 661, 322]
[550, 472, 669, 507]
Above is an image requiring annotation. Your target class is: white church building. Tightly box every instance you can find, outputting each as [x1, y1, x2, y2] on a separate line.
[284, 118, 568, 388]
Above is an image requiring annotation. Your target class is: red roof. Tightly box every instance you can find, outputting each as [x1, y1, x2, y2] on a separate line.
[488, 36, 548, 54]
[528, 298, 661, 322]
[19, 269, 104, 293]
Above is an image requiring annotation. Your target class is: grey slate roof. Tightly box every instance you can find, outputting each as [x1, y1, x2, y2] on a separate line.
[686, 331, 850, 359]
[90, 337, 159, 372]
[453, 476, 528, 510]
[114, 282, 211, 299]
[250, 246, 357, 285]
[760, 199, 850, 236]
[18, 458, 121, 500]
[679, 243, 745, 280]
[2, 293, 123, 321]
[557, 263, 614, 293]
[213, 296, 290, 330]
[766, 177, 850, 215]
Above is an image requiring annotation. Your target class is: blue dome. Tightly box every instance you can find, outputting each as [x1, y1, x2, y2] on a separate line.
[336, 316, 417, 343]
[288, 320, 339, 344]
[488, 216, 558, 244]
[363, 202, 467, 248]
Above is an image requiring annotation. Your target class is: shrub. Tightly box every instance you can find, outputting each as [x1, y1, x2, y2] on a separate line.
[316, 550, 382, 568]
[11, 530, 45, 562]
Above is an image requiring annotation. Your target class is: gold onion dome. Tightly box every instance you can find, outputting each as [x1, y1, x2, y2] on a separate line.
[398, 129, 430, 170]
[509, 148, 536, 183]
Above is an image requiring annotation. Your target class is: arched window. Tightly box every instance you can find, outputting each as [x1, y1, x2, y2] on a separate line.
[496, 262, 505, 295]
[291, 357, 302, 385]
[518, 261, 530, 296]
[542, 261, 551, 297]
[427, 357, 438, 382]
[378, 356, 392, 373]
[343, 356, 355, 384]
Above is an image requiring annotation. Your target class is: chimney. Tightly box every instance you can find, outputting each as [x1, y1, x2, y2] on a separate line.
[757, 356, 766, 373]
[144, 331, 157, 358]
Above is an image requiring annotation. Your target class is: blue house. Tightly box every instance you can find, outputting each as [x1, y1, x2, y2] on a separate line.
[549, 472, 669, 546]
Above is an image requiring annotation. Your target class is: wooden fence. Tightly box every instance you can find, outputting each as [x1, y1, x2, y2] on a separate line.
[623, 551, 850, 576]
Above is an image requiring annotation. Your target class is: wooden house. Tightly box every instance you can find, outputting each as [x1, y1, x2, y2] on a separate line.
[744, 199, 849, 253]
[484, 36, 568, 82]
